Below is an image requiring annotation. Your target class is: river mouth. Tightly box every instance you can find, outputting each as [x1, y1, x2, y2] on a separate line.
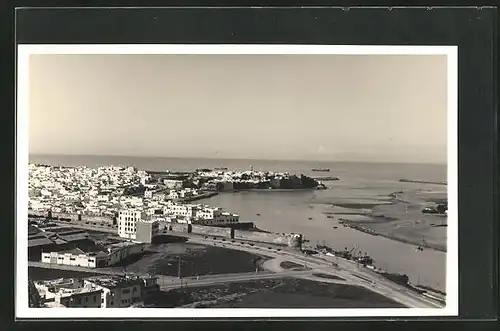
[198, 182, 447, 292]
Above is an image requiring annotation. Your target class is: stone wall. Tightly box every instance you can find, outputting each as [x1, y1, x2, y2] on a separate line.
[233, 230, 302, 249]
[29, 210, 115, 225]
[190, 224, 232, 238]
[166, 223, 190, 233]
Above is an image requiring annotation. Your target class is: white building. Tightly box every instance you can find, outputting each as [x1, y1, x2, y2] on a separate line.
[163, 202, 199, 218]
[97, 193, 110, 202]
[41, 248, 104, 268]
[41, 243, 145, 268]
[34, 278, 103, 308]
[195, 206, 239, 225]
[168, 190, 179, 200]
[164, 179, 183, 189]
[118, 209, 147, 239]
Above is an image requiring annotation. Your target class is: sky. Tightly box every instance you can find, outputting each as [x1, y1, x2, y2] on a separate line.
[28, 53, 448, 164]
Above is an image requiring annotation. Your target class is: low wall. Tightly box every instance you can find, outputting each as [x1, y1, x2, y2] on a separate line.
[190, 224, 232, 238]
[233, 230, 302, 249]
[28, 210, 115, 225]
[166, 223, 190, 233]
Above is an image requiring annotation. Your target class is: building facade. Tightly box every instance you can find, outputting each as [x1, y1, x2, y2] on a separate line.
[34, 278, 103, 308]
[135, 220, 160, 244]
[41, 242, 145, 268]
[195, 206, 239, 225]
[84, 276, 144, 308]
[118, 209, 146, 239]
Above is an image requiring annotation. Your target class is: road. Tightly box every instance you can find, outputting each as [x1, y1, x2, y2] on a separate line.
[35, 222, 445, 308]
[157, 270, 311, 290]
[185, 236, 445, 309]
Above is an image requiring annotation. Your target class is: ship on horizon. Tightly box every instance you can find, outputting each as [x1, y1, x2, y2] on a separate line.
[311, 168, 330, 172]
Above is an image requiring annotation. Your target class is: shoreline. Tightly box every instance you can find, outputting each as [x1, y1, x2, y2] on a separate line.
[220, 188, 318, 193]
[336, 188, 447, 253]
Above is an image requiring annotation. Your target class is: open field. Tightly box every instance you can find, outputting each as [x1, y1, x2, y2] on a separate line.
[145, 278, 405, 308]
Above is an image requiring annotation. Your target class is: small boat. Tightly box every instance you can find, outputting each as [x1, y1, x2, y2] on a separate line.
[312, 168, 330, 172]
[333, 226, 338, 229]
[256, 213, 261, 216]
[308, 217, 313, 220]
[214, 167, 228, 171]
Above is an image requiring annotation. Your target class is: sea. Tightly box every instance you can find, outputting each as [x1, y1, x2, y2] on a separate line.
[28, 154, 448, 292]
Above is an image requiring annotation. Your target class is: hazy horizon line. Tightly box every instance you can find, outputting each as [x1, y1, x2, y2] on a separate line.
[29, 153, 447, 166]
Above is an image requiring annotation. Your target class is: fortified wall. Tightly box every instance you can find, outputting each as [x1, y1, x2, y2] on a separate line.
[28, 210, 302, 249]
[165, 223, 190, 233]
[29, 210, 114, 225]
[190, 224, 232, 238]
[233, 230, 302, 249]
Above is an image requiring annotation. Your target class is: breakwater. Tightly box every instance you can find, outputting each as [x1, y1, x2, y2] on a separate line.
[399, 179, 447, 185]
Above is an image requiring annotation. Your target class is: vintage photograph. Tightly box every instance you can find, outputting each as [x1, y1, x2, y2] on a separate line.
[17, 45, 457, 317]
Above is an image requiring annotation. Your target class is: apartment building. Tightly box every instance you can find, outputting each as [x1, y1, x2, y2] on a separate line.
[34, 278, 103, 308]
[84, 276, 143, 308]
[118, 209, 146, 240]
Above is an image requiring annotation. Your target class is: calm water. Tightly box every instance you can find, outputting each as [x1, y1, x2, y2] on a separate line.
[29, 154, 448, 291]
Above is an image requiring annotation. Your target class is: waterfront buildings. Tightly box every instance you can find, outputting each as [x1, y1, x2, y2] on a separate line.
[29, 164, 243, 245]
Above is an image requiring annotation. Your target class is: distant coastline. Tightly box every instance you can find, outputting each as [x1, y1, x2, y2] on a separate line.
[29, 154, 447, 167]
[399, 179, 447, 185]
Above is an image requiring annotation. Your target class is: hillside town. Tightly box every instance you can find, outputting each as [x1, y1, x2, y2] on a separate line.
[28, 164, 322, 226]
[26, 164, 329, 308]
[28, 164, 241, 225]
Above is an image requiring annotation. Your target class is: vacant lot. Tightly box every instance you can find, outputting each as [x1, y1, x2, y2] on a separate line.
[146, 278, 405, 308]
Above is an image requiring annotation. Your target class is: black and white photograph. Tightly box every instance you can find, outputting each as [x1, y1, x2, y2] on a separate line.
[16, 45, 458, 318]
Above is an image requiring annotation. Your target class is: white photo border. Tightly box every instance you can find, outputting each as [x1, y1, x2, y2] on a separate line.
[16, 44, 458, 318]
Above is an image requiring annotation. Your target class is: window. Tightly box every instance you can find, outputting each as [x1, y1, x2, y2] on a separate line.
[93, 295, 97, 302]
[133, 287, 137, 293]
